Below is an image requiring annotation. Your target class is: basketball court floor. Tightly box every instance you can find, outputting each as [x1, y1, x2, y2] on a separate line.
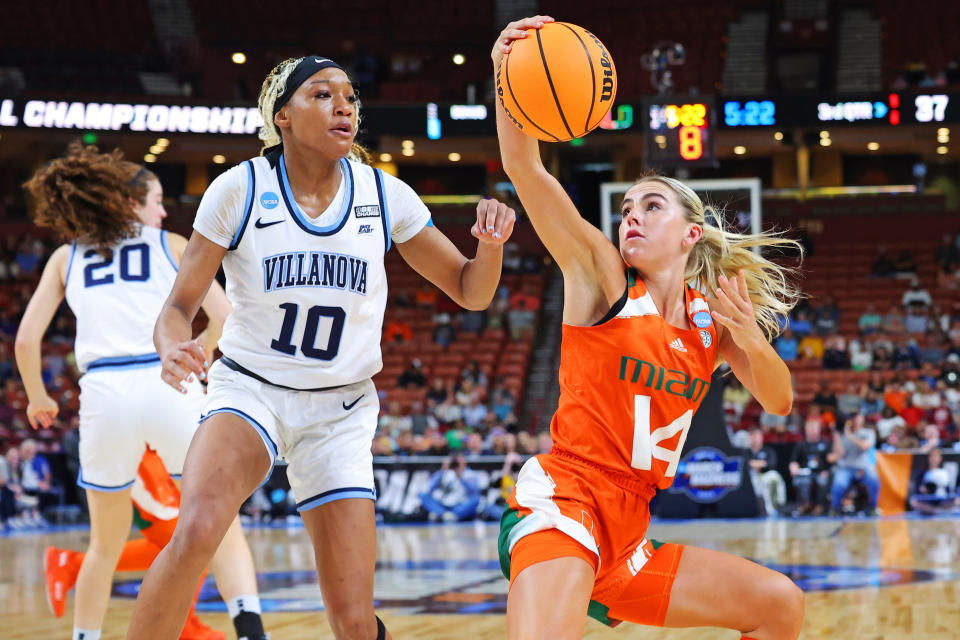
[1, 515, 958, 639]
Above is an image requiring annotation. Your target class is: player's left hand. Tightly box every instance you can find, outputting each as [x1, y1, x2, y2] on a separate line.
[710, 270, 766, 351]
[471, 198, 516, 246]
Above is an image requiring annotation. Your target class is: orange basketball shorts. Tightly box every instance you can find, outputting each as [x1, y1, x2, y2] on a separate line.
[498, 450, 684, 627]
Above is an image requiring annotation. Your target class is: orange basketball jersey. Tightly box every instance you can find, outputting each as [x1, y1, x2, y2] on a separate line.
[551, 269, 719, 489]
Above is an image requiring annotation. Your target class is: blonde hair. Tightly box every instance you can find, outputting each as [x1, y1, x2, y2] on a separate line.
[632, 175, 802, 341]
[256, 57, 370, 164]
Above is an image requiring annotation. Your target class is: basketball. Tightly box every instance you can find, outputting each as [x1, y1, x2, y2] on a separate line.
[496, 22, 617, 142]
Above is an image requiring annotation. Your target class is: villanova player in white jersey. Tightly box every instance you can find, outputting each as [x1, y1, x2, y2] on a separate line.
[15, 144, 267, 640]
[127, 57, 516, 640]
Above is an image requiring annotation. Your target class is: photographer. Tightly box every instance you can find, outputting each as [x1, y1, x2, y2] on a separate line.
[483, 451, 524, 521]
[419, 453, 481, 522]
[908, 448, 957, 515]
[829, 414, 879, 515]
[789, 418, 833, 516]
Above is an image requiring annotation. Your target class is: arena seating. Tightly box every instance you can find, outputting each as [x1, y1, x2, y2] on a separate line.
[875, 0, 960, 87]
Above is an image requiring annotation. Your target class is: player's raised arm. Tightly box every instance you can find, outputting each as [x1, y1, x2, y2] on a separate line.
[492, 17, 620, 283]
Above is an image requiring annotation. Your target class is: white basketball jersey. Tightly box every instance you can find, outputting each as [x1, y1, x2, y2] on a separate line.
[216, 155, 393, 389]
[64, 226, 178, 372]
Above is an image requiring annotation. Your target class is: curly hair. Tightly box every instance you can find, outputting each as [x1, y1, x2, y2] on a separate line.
[23, 142, 155, 257]
[257, 57, 370, 164]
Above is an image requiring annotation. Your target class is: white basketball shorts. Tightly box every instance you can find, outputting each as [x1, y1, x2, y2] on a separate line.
[201, 359, 379, 511]
[77, 362, 204, 491]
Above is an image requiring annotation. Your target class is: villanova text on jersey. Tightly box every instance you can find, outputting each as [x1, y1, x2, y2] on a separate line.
[262, 250, 368, 295]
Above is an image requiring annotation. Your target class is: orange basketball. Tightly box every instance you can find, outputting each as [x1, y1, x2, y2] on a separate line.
[496, 22, 617, 142]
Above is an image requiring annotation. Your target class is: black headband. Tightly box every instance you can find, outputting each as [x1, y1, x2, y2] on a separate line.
[272, 56, 344, 119]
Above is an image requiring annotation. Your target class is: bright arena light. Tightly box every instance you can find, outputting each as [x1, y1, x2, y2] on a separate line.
[156, 138, 169, 147]
[867, 142, 879, 151]
[379, 153, 392, 162]
[144, 153, 157, 163]
[149, 145, 164, 154]
[937, 146, 949, 155]
[402, 148, 415, 157]
[820, 138, 832, 147]
[212, 154, 226, 164]
[232, 52, 247, 64]
[733, 146, 746, 155]
[452, 54, 465, 65]
[774, 131, 783, 141]
[448, 152, 461, 162]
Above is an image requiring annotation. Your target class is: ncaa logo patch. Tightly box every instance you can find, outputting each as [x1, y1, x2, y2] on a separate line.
[260, 192, 280, 209]
[354, 204, 381, 218]
[693, 311, 713, 328]
[699, 329, 713, 349]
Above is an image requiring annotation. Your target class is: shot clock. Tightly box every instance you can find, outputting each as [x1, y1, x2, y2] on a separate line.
[643, 96, 716, 167]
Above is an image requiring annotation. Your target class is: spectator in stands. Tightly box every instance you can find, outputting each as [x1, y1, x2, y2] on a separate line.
[789, 417, 832, 516]
[812, 380, 839, 415]
[383, 317, 413, 343]
[789, 310, 813, 337]
[379, 402, 413, 435]
[0, 446, 23, 531]
[14, 239, 43, 278]
[814, 295, 840, 335]
[936, 261, 960, 291]
[829, 414, 879, 515]
[884, 382, 909, 414]
[464, 432, 492, 459]
[929, 399, 955, 442]
[17, 439, 51, 526]
[838, 381, 863, 420]
[861, 389, 885, 417]
[433, 397, 463, 428]
[919, 335, 946, 364]
[461, 361, 489, 388]
[909, 449, 957, 515]
[746, 428, 785, 516]
[871, 345, 893, 371]
[486, 287, 510, 330]
[432, 312, 457, 347]
[463, 398, 488, 430]
[913, 379, 941, 410]
[822, 333, 847, 369]
[416, 283, 438, 310]
[409, 402, 430, 436]
[858, 304, 882, 334]
[454, 378, 481, 407]
[798, 332, 824, 361]
[774, 328, 799, 362]
[459, 309, 487, 334]
[507, 295, 537, 341]
[876, 405, 907, 441]
[419, 454, 480, 522]
[723, 378, 752, 422]
[426, 378, 448, 407]
[892, 337, 920, 370]
[918, 423, 942, 454]
[490, 381, 517, 421]
[848, 332, 873, 371]
[904, 307, 930, 334]
[893, 249, 917, 276]
[870, 247, 895, 278]
[902, 277, 932, 310]
[883, 305, 906, 334]
[397, 358, 426, 388]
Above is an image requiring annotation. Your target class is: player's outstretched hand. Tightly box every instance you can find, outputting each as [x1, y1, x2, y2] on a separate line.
[491, 15, 554, 65]
[711, 270, 766, 351]
[26, 394, 59, 430]
[160, 336, 207, 394]
[471, 198, 517, 246]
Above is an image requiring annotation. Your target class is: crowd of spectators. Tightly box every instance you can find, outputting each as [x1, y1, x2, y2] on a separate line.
[726, 236, 960, 517]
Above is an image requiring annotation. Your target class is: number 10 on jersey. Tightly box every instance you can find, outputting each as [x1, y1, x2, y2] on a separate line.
[630, 395, 692, 478]
[270, 302, 345, 361]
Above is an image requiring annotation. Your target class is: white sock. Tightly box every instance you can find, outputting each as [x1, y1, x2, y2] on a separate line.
[73, 629, 101, 640]
[227, 594, 262, 618]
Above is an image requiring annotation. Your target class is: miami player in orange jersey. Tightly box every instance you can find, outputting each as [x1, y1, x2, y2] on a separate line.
[44, 448, 243, 640]
[493, 17, 805, 640]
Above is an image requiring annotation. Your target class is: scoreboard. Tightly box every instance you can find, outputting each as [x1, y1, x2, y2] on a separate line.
[643, 97, 716, 167]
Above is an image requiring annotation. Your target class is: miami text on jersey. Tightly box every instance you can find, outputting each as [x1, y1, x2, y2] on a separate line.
[262, 251, 368, 295]
[619, 356, 710, 402]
